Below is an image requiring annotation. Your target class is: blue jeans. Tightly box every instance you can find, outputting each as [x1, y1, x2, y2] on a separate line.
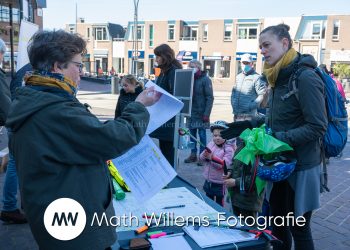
[2, 152, 18, 211]
[190, 128, 207, 155]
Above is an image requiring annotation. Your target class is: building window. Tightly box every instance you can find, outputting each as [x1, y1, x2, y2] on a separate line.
[28, 1, 34, 22]
[203, 59, 231, 78]
[238, 24, 258, 39]
[333, 20, 340, 40]
[0, 5, 20, 23]
[69, 27, 75, 34]
[311, 23, 321, 39]
[149, 24, 154, 47]
[87, 28, 90, 38]
[224, 23, 232, 41]
[128, 25, 144, 40]
[168, 24, 175, 41]
[95, 27, 108, 40]
[202, 24, 208, 41]
[181, 25, 198, 40]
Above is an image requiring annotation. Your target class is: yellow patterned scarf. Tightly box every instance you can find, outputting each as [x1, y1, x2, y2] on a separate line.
[263, 48, 298, 88]
[24, 71, 78, 96]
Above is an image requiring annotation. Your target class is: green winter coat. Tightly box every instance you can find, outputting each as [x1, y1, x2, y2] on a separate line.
[6, 86, 149, 250]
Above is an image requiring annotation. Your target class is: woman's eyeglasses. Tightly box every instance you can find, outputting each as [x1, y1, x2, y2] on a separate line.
[70, 61, 84, 72]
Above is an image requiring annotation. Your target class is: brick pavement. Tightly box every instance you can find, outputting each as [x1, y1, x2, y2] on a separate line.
[0, 79, 349, 249]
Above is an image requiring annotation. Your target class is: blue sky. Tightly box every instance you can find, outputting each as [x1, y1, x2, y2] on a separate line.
[43, 0, 350, 29]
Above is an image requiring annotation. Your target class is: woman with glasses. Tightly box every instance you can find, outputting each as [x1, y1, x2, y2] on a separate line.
[6, 30, 160, 250]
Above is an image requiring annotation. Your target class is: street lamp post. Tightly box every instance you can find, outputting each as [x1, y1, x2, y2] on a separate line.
[131, 0, 140, 76]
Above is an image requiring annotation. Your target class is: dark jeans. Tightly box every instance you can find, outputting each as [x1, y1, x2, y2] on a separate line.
[270, 180, 314, 250]
[159, 140, 175, 167]
[206, 193, 223, 206]
[189, 128, 207, 155]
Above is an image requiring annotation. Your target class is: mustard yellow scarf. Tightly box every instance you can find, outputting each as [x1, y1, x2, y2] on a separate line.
[24, 71, 78, 96]
[263, 48, 298, 88]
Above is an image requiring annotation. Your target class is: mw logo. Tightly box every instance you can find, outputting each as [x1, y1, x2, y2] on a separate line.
[52, 212, 79, 226]
[44, 198, 86, 240]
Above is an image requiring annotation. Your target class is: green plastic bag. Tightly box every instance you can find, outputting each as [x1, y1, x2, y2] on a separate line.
[235, 125, 293, 165]
[234, 125, 293, 194]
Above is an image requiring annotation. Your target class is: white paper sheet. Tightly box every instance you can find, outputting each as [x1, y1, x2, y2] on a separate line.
[183, 225, 257, 248]
[111, 135, 177, 203]
[149, 235, 192, 250]
[113, 187, 220, 232]
[145, 81, 184, 134]
[16, 20, 39, 71]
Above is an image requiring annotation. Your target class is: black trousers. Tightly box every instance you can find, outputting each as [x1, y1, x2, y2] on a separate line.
[159, 140, 175, 167]
[269, 180, 314, 250]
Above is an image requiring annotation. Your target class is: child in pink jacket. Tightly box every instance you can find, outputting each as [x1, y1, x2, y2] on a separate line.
[200, 121, 234, 205]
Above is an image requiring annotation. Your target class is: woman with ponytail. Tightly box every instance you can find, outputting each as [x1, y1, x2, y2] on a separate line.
[259, 24, 327, 250]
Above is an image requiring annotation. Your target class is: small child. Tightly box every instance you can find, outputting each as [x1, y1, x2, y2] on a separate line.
[114, 74, 144, 119]
[223, 137, 265, 225]
[200, 121, 234, 205]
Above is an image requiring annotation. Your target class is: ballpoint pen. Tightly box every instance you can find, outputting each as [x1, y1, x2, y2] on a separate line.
[162, 205, 186, 209]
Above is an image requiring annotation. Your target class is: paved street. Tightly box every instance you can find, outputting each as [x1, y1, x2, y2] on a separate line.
[0, 79, 349, 249]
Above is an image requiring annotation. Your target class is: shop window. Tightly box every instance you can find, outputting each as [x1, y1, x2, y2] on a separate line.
[204, 60, 215, 77]
[203, 60, 231, 78]
[216, 60, 230, 78]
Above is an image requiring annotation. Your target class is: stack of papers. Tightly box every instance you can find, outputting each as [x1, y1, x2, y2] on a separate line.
[149, 235, 191, 250]
[183, 225, 257, 248]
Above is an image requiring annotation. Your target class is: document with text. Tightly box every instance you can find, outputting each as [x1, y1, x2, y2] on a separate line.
[111, 135, 177, 203]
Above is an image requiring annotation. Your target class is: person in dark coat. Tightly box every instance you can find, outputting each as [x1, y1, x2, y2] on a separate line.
[184, 59, 214, 165]
[5, 30, 160, 250]
[0, 38, 10, 126]
[114, 74, 143, 119]
[149, 44, 182, 167]
[259, 24, 327, 250]
[0, 64, 32, 224]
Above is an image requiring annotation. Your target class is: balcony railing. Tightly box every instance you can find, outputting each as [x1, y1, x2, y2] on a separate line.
[180, 37, 197, 41]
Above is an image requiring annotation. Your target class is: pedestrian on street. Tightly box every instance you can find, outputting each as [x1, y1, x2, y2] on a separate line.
[184, 59, 214, 166]
[5, 30, 160, 250]
[0, 38, 10, 126]
[259, 24, 327, 250]
[231, 53, 266, 121]
[150, 44, 182, 167]
[0, 64, 32, 224]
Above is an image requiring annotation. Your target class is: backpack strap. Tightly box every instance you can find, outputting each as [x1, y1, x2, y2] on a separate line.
[320, 139, 330, 192]
[280, 65, 312, 102]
